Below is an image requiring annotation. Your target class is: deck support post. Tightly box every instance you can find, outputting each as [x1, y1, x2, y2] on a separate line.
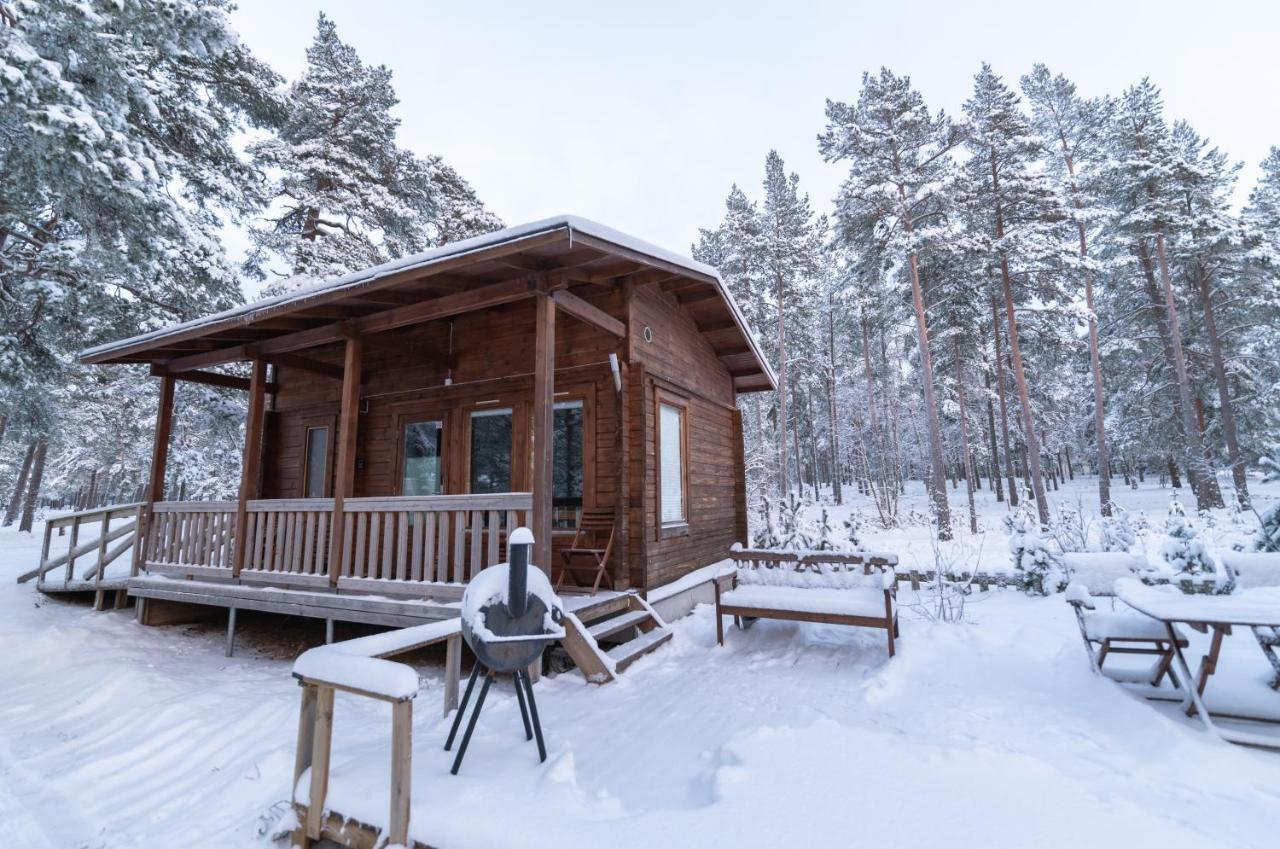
[231, 361, 268, 578]
[225, 606, 237, 657]
[325, 619, 334, 645]
[444, 633, 461, 716]
[328, 336, 363, 587]
[530, 293, 555, 575]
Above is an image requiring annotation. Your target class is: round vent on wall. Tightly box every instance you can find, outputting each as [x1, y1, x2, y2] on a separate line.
[643, 325, 653, 343]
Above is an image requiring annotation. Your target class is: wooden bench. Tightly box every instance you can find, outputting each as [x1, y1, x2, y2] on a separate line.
[714, 549, 900, 657]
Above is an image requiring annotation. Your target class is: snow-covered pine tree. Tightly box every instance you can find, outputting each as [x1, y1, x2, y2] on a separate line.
[0, 0, 285, 516]
[759, 151, 821, 498]
[1159, 496, 1217, 590]
[1101, 80, 1225, 510]
[248, 14, 499, 288]
[1003, 486, 1067, 595]
[1020, 65, 1114, 517]
[962, 63, 1066, 527]
[820, 68, 961, 540]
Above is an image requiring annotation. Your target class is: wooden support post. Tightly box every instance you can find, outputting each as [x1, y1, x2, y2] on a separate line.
[231, 361, 268, 578]
[306, 686, 335, 841]
[328, 336, 363, 586]
[293, 684, 318, 803]
[530, 294, 555, 575]
[444, 633, 461, 717]
[141, 376, 176, 570]
[389, 700, 412, 846]
[225, 606, 237, 657]
[94, 509, 111, 590]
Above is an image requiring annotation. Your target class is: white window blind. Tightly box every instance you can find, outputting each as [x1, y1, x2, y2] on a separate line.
[659, 403, 685, 524]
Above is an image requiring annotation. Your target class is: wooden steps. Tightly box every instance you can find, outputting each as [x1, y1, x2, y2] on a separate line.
[560, 592, 672, 683]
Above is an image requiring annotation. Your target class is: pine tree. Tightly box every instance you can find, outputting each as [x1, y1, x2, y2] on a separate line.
[1101, 80, 1224, 510]
[759, 151, 821, 496]
[1021, 64, 1114, 516]
[962, 63, 1065, 527]
[820, 68, 961, 539]
[1253, 446, 1280, 553]
[248, 14, 499, 286]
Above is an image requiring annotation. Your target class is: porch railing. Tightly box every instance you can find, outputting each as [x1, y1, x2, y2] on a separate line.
[142, 493, 532, 588]
[18, 502, 143, 597]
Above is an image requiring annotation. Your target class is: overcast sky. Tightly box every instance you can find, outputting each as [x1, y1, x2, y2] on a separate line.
[229, 0, 1279, 269]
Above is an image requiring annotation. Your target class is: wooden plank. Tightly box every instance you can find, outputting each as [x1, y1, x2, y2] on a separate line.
[231, 361, 268, 577]
[342, 493, 532, 512]
[469, 510, 482, 577]
[531, 293, 555, 574]
[381, 512, 395, 580]
[328, 336, 362, 585]
[293, 684, 318, 801]
[354, 513, 368, 580]
[396, 511, 409, 581]
[486, 510, 500, 566]
[263, 352, 344, 381]
[302, 512, 316, 575]
[551, 288, 626, 337]
[142, 376, 175, 570]
[410, 513, 425, 582]
[444, 633, 461, 716]
[263, 510, 278, 573]
[424, 512, 438, 582]
[452, 511, 465, 583]
[306, 686, 335, 840]
[388, 700, 412, 846]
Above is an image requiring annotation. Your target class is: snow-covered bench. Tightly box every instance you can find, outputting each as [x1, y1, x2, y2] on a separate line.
[715, 549, 900, 657]
[1062, 553, 1188, 685]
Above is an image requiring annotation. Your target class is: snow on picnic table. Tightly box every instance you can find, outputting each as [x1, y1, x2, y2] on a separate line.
[1, 475, 1278, 848]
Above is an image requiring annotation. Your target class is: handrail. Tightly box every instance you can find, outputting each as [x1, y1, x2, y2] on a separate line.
[289, 618, 462, 847]
[21, 502, 143, 608]
[44, 501, 144, 528]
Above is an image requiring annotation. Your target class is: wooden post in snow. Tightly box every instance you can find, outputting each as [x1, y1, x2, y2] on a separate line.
[530, 293, 555, 576]
[327, 336, 363, 586]
[231, 361, 267, 578]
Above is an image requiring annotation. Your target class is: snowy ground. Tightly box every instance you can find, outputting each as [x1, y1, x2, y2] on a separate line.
[1, 475, 1278, 848]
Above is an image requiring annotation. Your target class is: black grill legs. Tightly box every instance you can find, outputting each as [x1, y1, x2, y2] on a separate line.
[444, 664, 547, 775]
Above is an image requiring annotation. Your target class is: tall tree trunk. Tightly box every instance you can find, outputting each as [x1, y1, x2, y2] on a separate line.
[1194, 259, 1249, 509]
[1153, 233, 1224, 509]
[18, 435, 47, 533]
[954, 338, 978, 533]
[775, 271, 789, 496]
[984, 374, 1004, 503]
[990, 294, 1019, 507]
[996, 262, 1049, 523]
[1135, 240, 1194, 487]
[0, 412, 8, 445]
[3, 439, 35, 526]
[826, 306, 843, 505]
[904, 251, 951, 537]
[1054, 138, 1111, 516]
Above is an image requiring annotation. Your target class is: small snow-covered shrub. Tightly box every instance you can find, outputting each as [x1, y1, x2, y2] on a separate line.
[1048, 499, 1092, 553]
[1155, 496, 1226, 594]
[811, 508, 838, 551]
[1004, 491, 1068, 595]
[843, 510, 865, 549]
[1098, 507, 1139, 553]
[1254, 446, 1280, 553]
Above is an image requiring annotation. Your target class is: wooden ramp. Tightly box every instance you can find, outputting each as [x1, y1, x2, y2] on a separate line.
[19, 502, 142, 610]
[560, 591, 673, 683]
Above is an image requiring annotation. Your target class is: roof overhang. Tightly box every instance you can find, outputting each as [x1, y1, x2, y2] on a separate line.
[82, 215, 776, 394]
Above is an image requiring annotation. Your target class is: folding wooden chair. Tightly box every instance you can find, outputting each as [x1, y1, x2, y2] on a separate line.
[557, 509, 615, 595]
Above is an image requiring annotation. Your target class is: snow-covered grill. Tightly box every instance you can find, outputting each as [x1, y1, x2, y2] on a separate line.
[445, 527, 564, 773]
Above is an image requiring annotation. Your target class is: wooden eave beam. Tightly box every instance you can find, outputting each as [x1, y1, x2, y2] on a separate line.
[676, 287, 720, 306]
[550, 289, 626, 338]
[261, 352, 345, 381]
[162, 275, 544, 373]
[696, 317, 738, 333]
[149, 364, 279, 394]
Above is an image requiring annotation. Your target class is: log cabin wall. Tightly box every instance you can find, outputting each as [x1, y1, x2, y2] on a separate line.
[628, 284, 745, 589]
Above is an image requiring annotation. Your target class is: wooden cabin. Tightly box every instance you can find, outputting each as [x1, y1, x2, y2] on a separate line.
[74, 217, 774, 669]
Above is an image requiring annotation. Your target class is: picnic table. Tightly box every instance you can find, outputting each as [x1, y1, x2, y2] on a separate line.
[1114, 578, 1280, 750]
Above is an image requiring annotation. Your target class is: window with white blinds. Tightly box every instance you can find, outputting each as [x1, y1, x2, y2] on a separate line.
[659, 402, 685, 525]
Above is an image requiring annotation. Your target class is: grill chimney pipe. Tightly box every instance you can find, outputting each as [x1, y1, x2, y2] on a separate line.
[506, 527, 534, 619]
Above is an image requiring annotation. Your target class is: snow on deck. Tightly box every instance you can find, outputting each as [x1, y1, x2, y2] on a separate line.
[3, 475, 1280, 848]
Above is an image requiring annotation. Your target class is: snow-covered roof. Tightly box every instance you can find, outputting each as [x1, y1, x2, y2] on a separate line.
[81, 214, 776, 391]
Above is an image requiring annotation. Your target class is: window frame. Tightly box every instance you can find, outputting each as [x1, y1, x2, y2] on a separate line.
[392, 407, 450, 497]
[655, 388, 690, 539]
[295, 414, 336, 499]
